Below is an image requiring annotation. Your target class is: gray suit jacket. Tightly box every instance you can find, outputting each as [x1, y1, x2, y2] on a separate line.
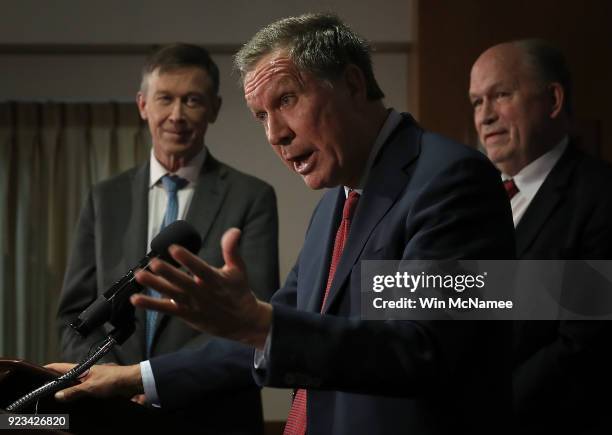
[57, 153, 279, 365]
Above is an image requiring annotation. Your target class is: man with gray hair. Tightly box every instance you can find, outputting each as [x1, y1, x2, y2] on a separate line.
[470, 40, 612, 434]
[51, 14, 515, 435]
[55, 43, 278, 434]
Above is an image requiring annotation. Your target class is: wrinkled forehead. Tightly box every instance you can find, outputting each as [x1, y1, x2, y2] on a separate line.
[470, 60, 516, 95]
[243, 53, 304, 100]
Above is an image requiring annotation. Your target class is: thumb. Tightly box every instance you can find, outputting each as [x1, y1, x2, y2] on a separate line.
[221, 228, 246, 272]
[54, 384, 86, 402]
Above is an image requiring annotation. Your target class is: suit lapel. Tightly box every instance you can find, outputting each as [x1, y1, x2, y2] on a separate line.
[322, 117, 422, 313]
[183, 154, 229, 242]
[302, 189, 344, 312]
[153, 154, 229, 334]
[515, 146, 577, 256]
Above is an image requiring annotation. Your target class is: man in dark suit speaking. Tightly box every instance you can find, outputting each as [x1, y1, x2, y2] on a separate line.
[50, 14, 515, 435]
[469, 40, 612, 434]
[56, 43, 278, 434]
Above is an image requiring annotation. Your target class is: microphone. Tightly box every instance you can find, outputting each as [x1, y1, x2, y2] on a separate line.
[69, 220, 202, 338]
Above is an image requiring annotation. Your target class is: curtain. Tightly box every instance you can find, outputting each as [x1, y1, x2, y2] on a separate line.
[0, 102, 149, 364]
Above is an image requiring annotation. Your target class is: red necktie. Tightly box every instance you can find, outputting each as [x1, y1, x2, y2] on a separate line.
[283, 190, 360, 435]
[503, 179, 519, 200]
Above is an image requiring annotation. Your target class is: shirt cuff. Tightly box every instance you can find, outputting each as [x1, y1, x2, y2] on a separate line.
[140, 360, 161, 408]
[254, 320, 273, 369]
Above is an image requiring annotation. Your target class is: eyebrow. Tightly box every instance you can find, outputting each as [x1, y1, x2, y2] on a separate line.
[469, 81, 510, 97]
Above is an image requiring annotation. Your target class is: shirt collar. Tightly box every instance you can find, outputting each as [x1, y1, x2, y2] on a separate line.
[149, 145, 208, 188]
[344, 109, 402, 198]
[502, 136, 568, 197]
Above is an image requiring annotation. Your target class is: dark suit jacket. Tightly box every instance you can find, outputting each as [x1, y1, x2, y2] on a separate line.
[253, 114, 516, 435]
[513, 144, 612, 434]
[149, 114, 516, 434]
[57, 153, 279, 434]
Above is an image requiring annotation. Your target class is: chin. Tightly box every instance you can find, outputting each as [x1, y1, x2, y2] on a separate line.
[168, 143, 197, 154]
[484, 147, 505, 162]
[301, 175, 327, 191]
[302, 180, 323, 190]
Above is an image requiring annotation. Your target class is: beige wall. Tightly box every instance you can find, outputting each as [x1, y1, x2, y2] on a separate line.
[0, 0, 412, 44]
[0, 0, 415, 421]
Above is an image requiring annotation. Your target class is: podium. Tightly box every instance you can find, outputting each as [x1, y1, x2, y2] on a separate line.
[0, 358, 194, 434]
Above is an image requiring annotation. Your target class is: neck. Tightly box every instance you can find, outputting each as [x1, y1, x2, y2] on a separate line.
[154, 145, 202, 172]
[500, 130, 567, 177]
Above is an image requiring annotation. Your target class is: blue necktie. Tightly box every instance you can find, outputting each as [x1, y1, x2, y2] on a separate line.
[146, 174, 188, 358]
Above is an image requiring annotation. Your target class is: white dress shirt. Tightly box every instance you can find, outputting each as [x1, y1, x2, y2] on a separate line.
[147, 146, 207, 247]
[141, 145, 207, 406]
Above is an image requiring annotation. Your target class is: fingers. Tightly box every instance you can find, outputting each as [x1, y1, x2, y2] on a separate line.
[167, 244, 219, 284]
[138, 232, 244, 294]
[45, 363, 86, 402]
[221, 228, 246, 272]
[54, 384, 87, 402]
[44, 363, 76, 375]
[150, 257, 199, 290]
[50, 364, 143, 402]
[135, 265, 190, 301]
[131, 394, 146, 405]
[134, 255, 213, 318]
[130, 292, 180, 315]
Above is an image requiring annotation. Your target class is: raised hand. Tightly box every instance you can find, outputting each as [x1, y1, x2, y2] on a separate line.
[132, 228, 272, 349]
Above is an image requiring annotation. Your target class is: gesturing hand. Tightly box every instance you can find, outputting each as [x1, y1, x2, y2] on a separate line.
[132, 227, 272, 349]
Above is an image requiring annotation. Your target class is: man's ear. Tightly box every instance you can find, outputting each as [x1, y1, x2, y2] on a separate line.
[549, 82, 565, 119]
[343, 64, 368, 100]
[136, 92, 148, 120]
[208, 95, 222, 123]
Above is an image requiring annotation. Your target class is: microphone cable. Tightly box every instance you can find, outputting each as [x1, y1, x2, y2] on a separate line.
[6, 334, 117, 413]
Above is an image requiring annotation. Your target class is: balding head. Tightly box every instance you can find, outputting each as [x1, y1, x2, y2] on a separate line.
[469, 41, 570, 176]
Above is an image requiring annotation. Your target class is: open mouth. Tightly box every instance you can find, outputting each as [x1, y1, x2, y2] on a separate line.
[289, 152, 314, 175]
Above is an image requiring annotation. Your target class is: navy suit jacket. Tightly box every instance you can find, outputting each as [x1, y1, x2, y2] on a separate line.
[513, 145, 612, 434]
[151, 114, 516, 434]
[254, 114, 516, 434]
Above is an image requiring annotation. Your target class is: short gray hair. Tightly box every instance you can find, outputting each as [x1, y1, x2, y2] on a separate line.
[140, 43, 220, 95]
[234, 13, 384, 100]
[514, 39, 573, 116]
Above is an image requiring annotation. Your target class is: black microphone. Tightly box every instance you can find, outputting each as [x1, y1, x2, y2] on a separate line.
[69, 220, 202, 338]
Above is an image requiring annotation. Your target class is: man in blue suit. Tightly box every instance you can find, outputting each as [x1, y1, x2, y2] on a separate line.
[51, 13, 515, 435]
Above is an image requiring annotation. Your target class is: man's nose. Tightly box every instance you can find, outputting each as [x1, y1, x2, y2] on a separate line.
[266, 115, 294, 146]
[480, 99, 498, 125]
[168, 100, 185, 122]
